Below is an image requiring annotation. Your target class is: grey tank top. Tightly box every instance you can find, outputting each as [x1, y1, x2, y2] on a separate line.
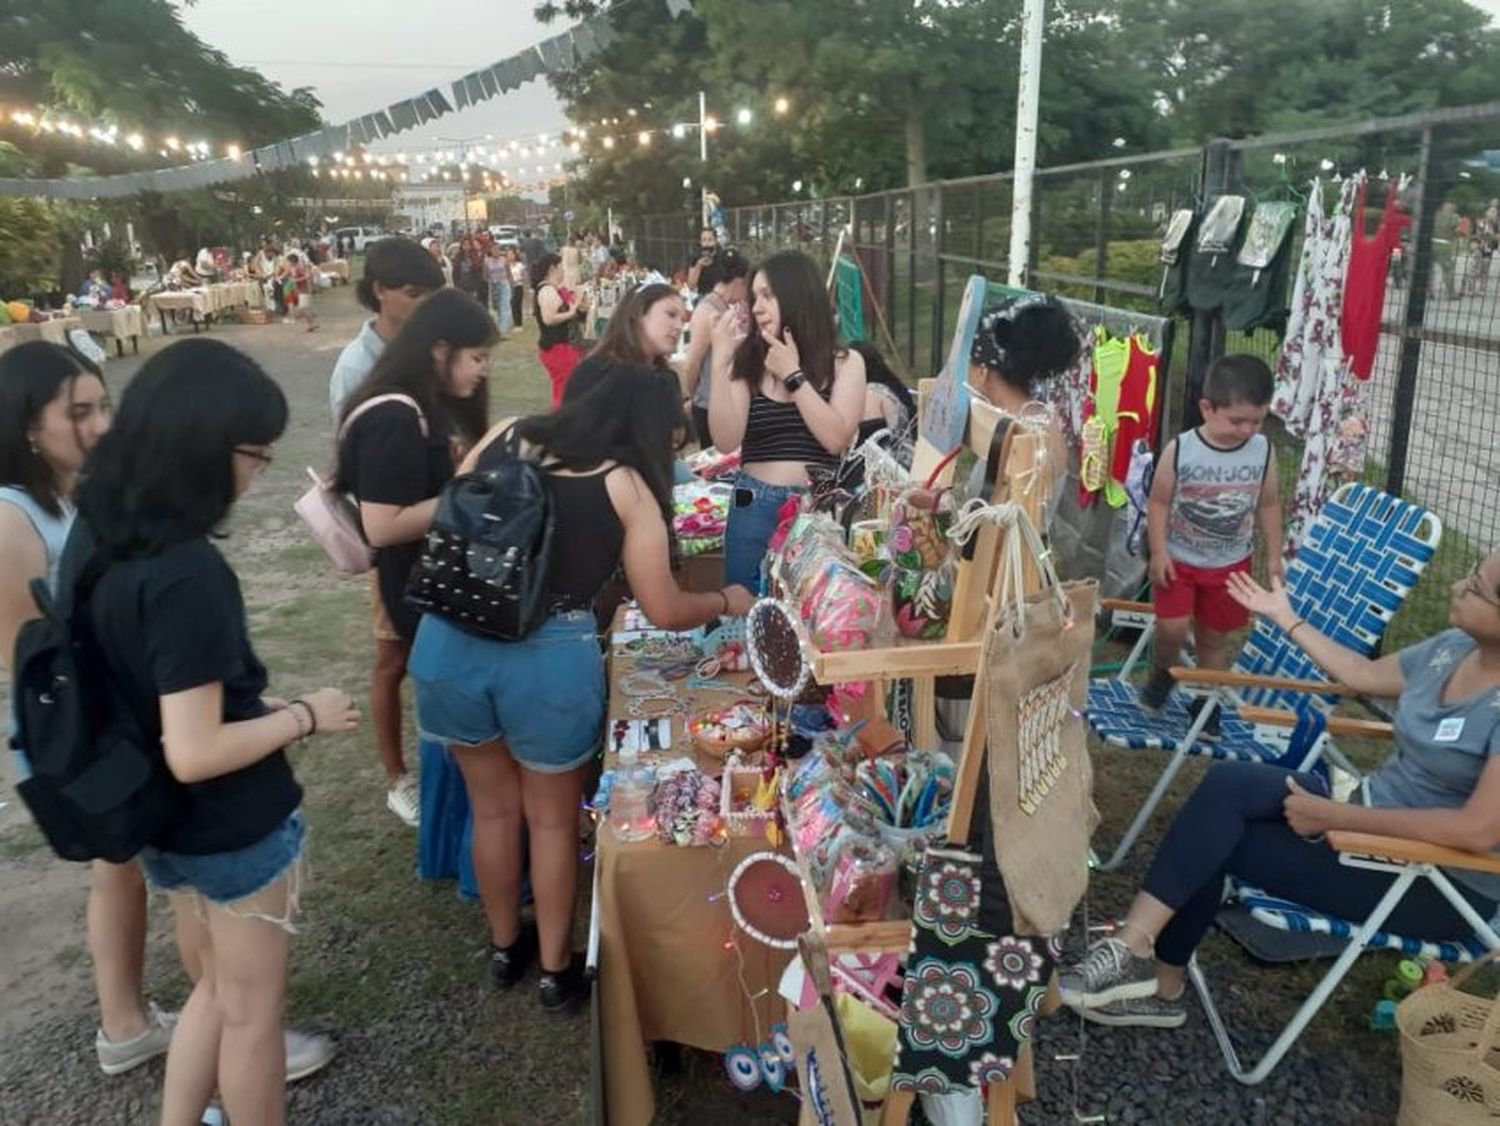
[1166, 429, 1269, 568]
[1, 486, 74, 750]
[692, 294, 726, 410]
[0, 486, 74, 592]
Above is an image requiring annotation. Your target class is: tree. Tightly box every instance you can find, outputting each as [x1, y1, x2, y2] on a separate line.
[0, 0, 324, 274]
[1117, 0, 1500, 142]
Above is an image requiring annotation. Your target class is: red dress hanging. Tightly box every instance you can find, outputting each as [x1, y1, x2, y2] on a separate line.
[1340, 180, 1409, 381]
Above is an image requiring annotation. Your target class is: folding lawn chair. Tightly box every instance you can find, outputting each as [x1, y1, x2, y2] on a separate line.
[1187, 706, 1500, 1085]
[1086, 483, 1442, 870]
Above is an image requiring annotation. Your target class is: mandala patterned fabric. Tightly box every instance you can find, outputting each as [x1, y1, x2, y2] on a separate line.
[890, 847, 1058, 1095]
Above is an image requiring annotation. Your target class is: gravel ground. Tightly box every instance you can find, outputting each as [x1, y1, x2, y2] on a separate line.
[0, 282, 1408, 1124]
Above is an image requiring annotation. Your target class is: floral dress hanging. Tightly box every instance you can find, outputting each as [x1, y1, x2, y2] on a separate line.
[1272, 176, 1363, 556]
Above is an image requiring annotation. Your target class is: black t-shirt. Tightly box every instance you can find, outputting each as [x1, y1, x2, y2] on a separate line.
[338, 399, 455, 640]
[89, 538, 301, 856]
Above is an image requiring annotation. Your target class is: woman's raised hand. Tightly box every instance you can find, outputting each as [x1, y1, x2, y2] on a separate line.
[761, 326, 802, 380]
[1226, 571, 1295, 628]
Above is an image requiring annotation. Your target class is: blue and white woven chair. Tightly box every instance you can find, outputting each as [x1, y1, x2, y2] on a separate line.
[1187, 708, 1500, 1085]
[1087, 483, 1442, 870]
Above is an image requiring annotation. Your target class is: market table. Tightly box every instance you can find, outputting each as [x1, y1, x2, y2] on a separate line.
[207, 281, 260, 314]
[146, 290, 210, 333]
[78, 306, 144, 356]
[596, 618, 791, 1126]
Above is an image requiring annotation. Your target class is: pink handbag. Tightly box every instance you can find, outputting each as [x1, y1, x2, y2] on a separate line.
[295, 394, 426, 576]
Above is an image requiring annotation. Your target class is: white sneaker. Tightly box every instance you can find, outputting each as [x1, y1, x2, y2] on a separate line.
[386, 775, 420, 828]
[285, 1028, 336, 1082]
[96, 1004, 176, 1075]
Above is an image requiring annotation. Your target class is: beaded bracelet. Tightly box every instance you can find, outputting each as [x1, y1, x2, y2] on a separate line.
[628, 694, 681, 719]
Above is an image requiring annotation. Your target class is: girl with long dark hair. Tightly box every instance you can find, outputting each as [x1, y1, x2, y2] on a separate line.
[408, 365, 755, 1011]
[567, 282, 685, 397]
[336, 288, 494, 826]
[709, 249, 866, 589]
[0, 344, 155, 1069]
[76, 338, 358, 1125]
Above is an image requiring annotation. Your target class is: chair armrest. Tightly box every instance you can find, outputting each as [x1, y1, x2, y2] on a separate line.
[1100, 599, 1153, 615]
[1329, 831, 1500, 877]
[1236, 705, 1393, 740]
[1170, 667, 1360, 697]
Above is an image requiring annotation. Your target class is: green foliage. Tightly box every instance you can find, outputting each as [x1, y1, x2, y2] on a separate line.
[0, 198, 60, 296]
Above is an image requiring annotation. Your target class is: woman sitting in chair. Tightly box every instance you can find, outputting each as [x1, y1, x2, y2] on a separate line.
[1061, 550, 1500, 1029]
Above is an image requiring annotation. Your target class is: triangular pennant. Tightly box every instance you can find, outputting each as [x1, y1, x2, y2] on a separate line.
[571, 20, 600, 58]
[414, 97, 435, 125]
[537, 36, 564, 72]
[423, 88, 454, 116]
[452, 79, 470, 110]
[514, 48, 543, 83]
[665, 0, 692, 17]
[465, 73, 486, 103]
[359, 117, 382, 143]
[345, 118, 368, 145]
[388, 100, 418, 132]
[556, 32, 576, 69]
[590, 14, 619, 48]
[479, 66, 498, 98]
[372, 111, 395, 138]
[321, 125, 349, 154]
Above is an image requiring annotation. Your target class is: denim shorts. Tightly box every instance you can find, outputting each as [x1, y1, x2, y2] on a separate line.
[723, 471, 807, 592]
[140, 810, 305, 907]
[409, 609, 605, 773]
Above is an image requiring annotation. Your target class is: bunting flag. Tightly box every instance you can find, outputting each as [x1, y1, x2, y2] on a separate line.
[0, 0, 692, 198]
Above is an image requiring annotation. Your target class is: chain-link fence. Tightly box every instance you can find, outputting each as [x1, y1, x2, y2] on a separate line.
[635, 103, 1500, 644]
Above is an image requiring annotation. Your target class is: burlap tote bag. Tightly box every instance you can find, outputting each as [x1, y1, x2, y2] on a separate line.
[1396, 947, 1500, 1125]
[983, 514, 1098, 936]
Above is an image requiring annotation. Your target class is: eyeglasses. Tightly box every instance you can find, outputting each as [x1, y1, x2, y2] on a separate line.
[1463, 561, 1500, 609]
[234, 446, 274, 469]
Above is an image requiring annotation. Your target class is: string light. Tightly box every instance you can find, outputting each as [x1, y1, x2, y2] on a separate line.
[774, 96, 790, 115]
[736, 108, 752, 126]
[638, 130, 651, 146]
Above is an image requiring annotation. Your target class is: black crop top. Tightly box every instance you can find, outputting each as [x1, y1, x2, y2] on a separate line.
[535, 285, 575, 351]
[740, 389, 840, 466]
[545, 470, 626, 600]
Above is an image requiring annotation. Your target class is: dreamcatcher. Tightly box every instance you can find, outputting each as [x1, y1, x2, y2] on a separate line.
[721, 852, 808, 1093]
[745, 597, 817, 760]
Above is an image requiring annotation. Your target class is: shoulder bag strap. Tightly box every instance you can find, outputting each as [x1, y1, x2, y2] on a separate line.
[337, 393, 428, 443]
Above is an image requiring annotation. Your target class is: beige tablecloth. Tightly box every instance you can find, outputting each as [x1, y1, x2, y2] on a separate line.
[147, 290, 210, 320]
[0, 317, 82, 355]
[598, 626, 789, 1126]
[78, 305, 144, 342]
[207, 281, 260, 313]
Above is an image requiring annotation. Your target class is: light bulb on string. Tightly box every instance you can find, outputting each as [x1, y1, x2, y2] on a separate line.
[672, 124, 686, 140]
[226, 144, 241, 160]
[638, 131, 651, 146]
[774, 96, 790, 116]
[126, 133, 144, 151]
[704, 116, 720, 133]
[736, 108, 752, 126]
[602, 136, 615, 149]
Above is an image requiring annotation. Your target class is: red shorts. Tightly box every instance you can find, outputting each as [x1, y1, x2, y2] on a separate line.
[1154, 556, 1252, 633]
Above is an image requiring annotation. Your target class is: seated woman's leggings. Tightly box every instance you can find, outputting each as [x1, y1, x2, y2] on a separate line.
[1144, 761, 1497, 966]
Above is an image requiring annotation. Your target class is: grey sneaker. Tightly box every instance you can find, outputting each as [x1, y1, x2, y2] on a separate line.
[285, 1029, 336, 1083]
[1058, 937, 1159, 1009]
[1138, 667, 1176, 712]
[96, 1005, 176, 1075]
[1079, 991, 1187, 1029]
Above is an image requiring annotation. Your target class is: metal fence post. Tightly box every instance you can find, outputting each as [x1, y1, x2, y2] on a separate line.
[1385, 125, 1436, 499]
[1183, 138, 1234, 429]
[1093, 167, 1113, 305]
[931, 185, 946, 375]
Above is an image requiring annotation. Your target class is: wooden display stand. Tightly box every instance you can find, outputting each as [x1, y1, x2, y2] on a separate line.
[785, 385, 1052, 1126]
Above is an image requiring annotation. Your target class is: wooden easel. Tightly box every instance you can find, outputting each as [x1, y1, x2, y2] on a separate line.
[789, 379, 1051, 1126]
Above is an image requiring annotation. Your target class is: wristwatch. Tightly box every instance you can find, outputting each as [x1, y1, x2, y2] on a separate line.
[783, 369, 807, 394]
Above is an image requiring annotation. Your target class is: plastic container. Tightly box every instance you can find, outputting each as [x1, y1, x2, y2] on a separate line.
[610, 748, 656, 843]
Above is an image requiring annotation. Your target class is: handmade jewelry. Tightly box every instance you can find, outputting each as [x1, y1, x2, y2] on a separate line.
[628, 694, 680, 719]
[619, 669, 671, 698]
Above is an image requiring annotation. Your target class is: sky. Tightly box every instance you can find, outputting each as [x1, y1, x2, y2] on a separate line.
[174, 0, 572, 179]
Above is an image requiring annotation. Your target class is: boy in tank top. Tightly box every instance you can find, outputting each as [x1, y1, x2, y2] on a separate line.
[1141, 355, 1283, 731]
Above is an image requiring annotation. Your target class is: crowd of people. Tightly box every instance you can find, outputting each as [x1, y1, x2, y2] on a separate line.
[3, 218, 1498, 1126]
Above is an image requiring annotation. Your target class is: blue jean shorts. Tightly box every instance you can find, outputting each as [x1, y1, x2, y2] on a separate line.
[723, 471, 807, 592]
[140, 810, 305, 907]
[409, 609, 605, 773]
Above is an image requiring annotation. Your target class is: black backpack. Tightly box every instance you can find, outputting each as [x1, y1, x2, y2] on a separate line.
[404, 427, 556, 641]
[12, 522, 183, 863]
